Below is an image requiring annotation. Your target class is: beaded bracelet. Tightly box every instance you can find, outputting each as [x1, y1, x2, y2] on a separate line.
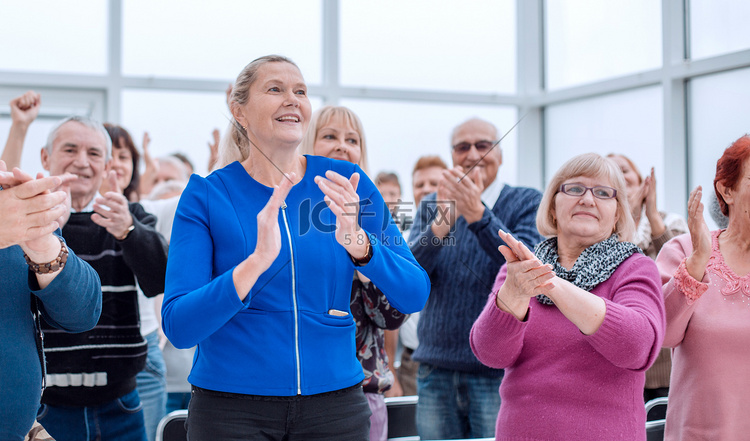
[24, 236, 69, 275]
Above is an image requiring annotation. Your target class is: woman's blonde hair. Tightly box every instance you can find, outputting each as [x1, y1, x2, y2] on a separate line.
[606, 153, 643, 184]
[217, 54, 300, 169]
[298, 105, 370, 175]
[536, 153, 635, 241]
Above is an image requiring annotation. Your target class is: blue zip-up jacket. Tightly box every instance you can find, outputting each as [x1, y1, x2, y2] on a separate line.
[162, 156, 430, 396]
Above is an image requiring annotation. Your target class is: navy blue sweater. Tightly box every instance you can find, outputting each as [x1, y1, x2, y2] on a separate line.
[408, 185, 543, 375]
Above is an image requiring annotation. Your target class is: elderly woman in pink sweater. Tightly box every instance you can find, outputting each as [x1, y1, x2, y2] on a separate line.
[470, 153, 665, 440]
[656, 135, 750, 440]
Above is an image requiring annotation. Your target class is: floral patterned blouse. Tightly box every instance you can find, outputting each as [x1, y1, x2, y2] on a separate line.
[350, 277, 409, 394]
[657, 230, 750, 440]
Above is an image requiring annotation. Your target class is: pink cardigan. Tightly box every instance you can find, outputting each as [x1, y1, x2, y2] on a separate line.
[656, 231, 750, 441]
[470, 253, 664, 441]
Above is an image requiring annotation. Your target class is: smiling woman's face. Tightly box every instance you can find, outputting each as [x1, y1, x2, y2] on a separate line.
[110, 138, 134, 191]
[553, 174, 619, 250]
[235, 61, 312, 149]
[609, 154, 642, 208]
[312, 114, 362, 165]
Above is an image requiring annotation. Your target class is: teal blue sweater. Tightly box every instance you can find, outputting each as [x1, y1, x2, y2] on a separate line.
[162, 156, 430, 396]
[409, 186, 543, 375]
[0, 234, 101, 440]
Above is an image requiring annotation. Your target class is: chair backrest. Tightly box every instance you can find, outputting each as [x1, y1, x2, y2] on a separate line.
[156, 410, 188, 441]
[645, 397, 668, 441]
[646, 419, 665, 441]
[645, 396, 668, 421]
[385, 395, 419, 440]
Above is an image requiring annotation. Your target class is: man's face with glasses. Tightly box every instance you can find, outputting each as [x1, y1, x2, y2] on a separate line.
[451, 119, 501, 190]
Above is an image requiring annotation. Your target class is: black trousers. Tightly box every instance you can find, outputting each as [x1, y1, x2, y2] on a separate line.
[186, 383, 371, 441]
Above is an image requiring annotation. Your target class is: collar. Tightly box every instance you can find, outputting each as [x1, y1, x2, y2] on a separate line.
[71, 196, 97, 213]
[481, 177, 504, 209]
[533, 234, 640, 304]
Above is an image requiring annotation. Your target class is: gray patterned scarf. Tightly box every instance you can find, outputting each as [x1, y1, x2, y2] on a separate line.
[533, 234, 641, 305]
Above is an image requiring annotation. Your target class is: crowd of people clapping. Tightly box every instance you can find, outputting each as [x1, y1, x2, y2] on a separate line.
[2, 55, 748, 441]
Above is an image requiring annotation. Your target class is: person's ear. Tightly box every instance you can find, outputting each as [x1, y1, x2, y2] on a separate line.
[230, 101, 246, 129]
[550, 207, 557, 229]
[41, 147, 50, 171]
[716, 181, 732, 206]
[613, 210, 620, 233]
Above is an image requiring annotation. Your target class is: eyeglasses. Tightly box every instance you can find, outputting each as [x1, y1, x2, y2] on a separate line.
[558, 183, 617, 199]
[452, 140, 496, 154]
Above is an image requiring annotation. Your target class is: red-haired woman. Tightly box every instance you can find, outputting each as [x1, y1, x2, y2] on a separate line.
[656, 134, 750, 440]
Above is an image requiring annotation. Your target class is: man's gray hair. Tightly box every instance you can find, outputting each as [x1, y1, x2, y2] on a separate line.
[45, 116, 112, 161]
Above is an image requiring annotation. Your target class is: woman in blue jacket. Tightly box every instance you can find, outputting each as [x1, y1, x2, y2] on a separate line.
[162, 55, 430, 440]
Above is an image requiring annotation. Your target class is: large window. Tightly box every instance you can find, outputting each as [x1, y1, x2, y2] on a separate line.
[122, 0, 323, 83]
[545, 0, 662, 90]
[340, 0, 516, 94]
[689, 0, 750, 60]
[545, 86, 664, 195]
[0, 0, 108, 74]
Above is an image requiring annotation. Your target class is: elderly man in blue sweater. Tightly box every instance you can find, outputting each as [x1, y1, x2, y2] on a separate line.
[408, 117, 543, 440]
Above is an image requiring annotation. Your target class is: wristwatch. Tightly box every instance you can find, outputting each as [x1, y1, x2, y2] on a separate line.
[350, 239, 373, 266]
[24, 236, 69, 275]
[117, 224, 135, 241]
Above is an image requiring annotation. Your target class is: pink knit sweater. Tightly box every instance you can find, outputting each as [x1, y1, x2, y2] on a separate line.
[656, 231, 750, 441]
[470, 253, 665, 441]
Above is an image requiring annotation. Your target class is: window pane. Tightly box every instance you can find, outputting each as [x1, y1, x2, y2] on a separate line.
[545, 0, 661, 90]
[0, 0, 107, 74]
[545, 86, 663, 196]
[123, 0, 322, 84]
[340, 0, 516, 94]
[689, 67, 750, 229]
[338, 99, 518, 219]
[689, 0, 750, 59]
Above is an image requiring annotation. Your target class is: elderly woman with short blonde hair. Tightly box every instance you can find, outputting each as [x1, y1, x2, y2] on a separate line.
[471, 152, 665, 440]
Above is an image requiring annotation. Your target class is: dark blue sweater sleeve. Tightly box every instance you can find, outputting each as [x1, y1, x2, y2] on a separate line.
[407, 193, 450, 275]
[120, 203, 169, 297]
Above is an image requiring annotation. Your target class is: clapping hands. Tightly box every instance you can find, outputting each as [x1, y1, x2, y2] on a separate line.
[0, 161, 73, 260]
[314, 171, 369, 261]
[495, 229, 555, 320]
[93, 171, 134, 240]
[685, 186, 711, 281]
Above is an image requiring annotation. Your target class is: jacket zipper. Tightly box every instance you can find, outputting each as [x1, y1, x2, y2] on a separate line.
[281, 203, 302, 395]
